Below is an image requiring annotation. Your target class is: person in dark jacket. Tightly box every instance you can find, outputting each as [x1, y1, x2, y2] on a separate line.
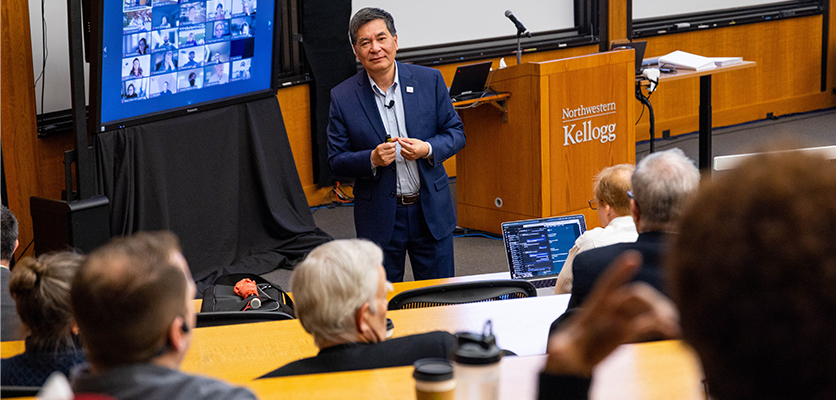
[261, 239, 456, 378]
[541, 150, 836, 400]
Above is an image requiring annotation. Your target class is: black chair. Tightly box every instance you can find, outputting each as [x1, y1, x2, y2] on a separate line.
[1, 386, 40, 398]
[387, 280, 537, 310]
[195, 311, 294, 328]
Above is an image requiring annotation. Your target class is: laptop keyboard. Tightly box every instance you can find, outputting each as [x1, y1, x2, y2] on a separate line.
[531, 278, 557, 288]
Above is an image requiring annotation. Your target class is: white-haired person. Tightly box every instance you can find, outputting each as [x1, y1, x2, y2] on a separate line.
[260, 239, 457, 377]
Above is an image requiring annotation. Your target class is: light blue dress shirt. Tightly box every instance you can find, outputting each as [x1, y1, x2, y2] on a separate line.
[368, 64, 433, 196]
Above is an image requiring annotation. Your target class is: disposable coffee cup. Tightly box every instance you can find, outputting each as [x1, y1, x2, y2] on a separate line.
[413, 358, 455, 400]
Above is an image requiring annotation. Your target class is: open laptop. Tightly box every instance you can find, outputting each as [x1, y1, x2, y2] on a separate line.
[611, 40, 647, 75]
[502, 215, 587, 296]
[448, 61, 493, 102]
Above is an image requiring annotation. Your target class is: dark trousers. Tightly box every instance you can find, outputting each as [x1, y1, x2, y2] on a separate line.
[381, 202, 454, 282]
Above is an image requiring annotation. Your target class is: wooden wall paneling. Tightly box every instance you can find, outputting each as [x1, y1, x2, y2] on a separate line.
[2, 0, 75, 260]
[828, 0, 836, 94]
[538, 74, 551, 218]
[275, 84, 337, 206]
[635, 16, 836, 142]
[609, 0, 628, 43]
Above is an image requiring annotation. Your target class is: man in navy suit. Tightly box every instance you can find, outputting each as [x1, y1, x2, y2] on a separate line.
[566, 148, 700, 310]
[327, 8, 466, 282]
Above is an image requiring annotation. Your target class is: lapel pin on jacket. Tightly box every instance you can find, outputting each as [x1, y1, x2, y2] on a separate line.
[406, 86, 414, 93]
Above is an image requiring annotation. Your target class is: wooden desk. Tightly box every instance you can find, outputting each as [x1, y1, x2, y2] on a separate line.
[643, 61, 756, 169]
[0, 273, 515, 359]
[3, 277, 559, 385]
[248, 340, 704, 400]
[452, 93, 511, 122]
[181, 294, 569, 384]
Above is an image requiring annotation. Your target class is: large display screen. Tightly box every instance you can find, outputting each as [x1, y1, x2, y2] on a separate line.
[95, 0, 277, 130]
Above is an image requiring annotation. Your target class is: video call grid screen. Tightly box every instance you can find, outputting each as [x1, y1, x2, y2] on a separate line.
[99, 0, 275, 127]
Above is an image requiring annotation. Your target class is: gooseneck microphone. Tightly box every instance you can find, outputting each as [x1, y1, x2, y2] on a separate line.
[505, 10, 532, 37]
[385, 100, 395, 109]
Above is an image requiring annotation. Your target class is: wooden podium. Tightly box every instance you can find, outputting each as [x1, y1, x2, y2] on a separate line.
[456, 50, 636, 233]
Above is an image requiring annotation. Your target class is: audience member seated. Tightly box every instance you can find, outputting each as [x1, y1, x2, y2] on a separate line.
[555, 164, 638, 294]
[539, 149, 836, 400]
[260, 239, 457, 378]
[1, 252, 87, 386]
[1, 205, 24, 341]
[538, 252, 680, 399]
[565, 148, 700, 310]
[69, 231, 256, 400]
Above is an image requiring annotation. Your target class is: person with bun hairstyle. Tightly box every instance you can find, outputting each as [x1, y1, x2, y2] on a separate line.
[0, 252, 87, 387]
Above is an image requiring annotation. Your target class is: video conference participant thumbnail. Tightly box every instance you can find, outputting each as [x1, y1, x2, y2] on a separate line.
[207, 0, 230, 20]
[123, 33, 150, 56]
[150, 73, 177, 97]
[179, 26, 205, 47]
[123, 9, 152, 33]
[177, 68, 203, 91]
[153, 50, 178, 73]
[152, 4, 179, 29]
[204, 63, 228, 86]
[179, 47, 204, 69]
[122, 55, 151, 80]
[180, 2, 206, 25]
[230, 59, 250, 81]
[152, 29, 178, 52]
[206, 20, 230, 42]
[229, 37, 253, 60]
[204, 42, 230, 64]
[122, 78, 148, 101]
[230, 16, 252, 38]
[231, 0, 255, 16]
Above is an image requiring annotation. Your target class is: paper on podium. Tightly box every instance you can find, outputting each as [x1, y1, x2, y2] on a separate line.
[658, 50, 717, 71]
[708, 57, 743, 67]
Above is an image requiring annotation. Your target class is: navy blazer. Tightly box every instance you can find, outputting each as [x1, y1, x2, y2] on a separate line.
[326, 62, 466, 245]
[259, 331, 457, 378]
[567, 231, 669, 309]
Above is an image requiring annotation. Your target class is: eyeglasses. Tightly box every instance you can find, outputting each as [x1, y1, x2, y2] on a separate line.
[588, 199, 598, 210]
[627, 191, 634, 200]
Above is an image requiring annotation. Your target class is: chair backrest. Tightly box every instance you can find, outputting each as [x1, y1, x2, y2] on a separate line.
[195, 311, 294, 328]
[0, 386, 40, 398]
[387, 280, 537, 310]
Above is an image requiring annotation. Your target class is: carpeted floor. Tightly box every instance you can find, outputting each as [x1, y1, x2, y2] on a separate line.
[264, 107, 836, 290]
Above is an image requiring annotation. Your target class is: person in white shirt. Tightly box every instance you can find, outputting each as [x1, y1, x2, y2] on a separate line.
[554, 164, 638, 294]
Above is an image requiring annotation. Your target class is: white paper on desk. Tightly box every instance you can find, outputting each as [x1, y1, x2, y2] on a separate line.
[659, 50, 717, 71]
[708, 57, 743, 67]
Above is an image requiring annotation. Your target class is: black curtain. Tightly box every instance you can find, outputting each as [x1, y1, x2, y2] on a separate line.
[301, 0, 357, 186]
[96, 96, 331, 291]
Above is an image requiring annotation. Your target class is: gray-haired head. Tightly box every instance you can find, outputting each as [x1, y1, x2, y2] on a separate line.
[632, 148, 701, 232]
[291, 239, 386, 348]
[1, 205, 18, 261]
[349, 7, 396, 46]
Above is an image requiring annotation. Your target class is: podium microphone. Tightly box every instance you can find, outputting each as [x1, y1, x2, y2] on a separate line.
[504, 10, 531, 37]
